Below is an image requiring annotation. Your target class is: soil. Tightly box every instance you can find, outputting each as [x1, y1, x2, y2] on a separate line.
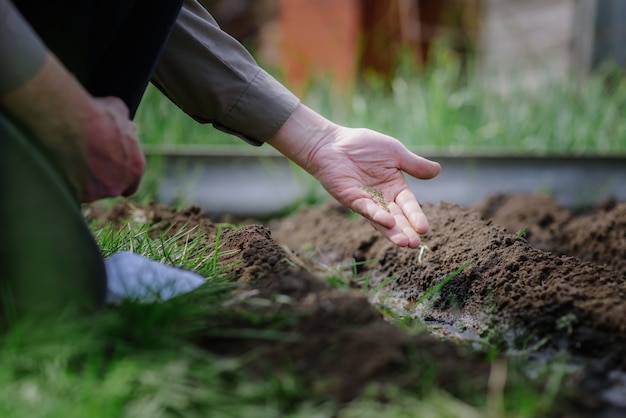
[85, 192, 626, 416]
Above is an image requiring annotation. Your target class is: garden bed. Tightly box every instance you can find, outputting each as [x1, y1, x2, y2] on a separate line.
[87, 191, 626, 416]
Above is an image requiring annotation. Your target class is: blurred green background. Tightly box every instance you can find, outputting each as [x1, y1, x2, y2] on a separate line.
[136, 0, 626, 156]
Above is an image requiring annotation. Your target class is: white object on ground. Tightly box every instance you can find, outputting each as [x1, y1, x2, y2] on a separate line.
[104, 251, 205, 304]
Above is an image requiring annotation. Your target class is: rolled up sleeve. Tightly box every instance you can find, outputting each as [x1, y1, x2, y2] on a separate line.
[0, 0, 47, 97]
[152, 0, 300, 146]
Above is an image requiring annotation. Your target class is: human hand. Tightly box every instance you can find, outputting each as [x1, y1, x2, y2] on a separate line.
[268, 104, 440, 248]
[78, 97, 145, 202]
[302, 126, 440, 247]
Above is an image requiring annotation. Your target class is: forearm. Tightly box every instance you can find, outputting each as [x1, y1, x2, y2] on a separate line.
[1, 54, 102, 154]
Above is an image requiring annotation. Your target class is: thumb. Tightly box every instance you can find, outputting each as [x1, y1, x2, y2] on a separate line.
[397, 147, 441, 180]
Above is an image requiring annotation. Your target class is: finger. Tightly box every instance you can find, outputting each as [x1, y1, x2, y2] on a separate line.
[122, 148, 145, 197]
[395, 189, 429, 235]
[102, 96, 131, 119]
[368, 212, 421, 248]
[122, 182, 140, 197]
[123, 117, 137, 134]
[351, 197, 396, 229]
[357, 199, 422, 248]
[388, 202, 421, 248]
[369, 222, 411, 247]
[396, 146, 441, 180]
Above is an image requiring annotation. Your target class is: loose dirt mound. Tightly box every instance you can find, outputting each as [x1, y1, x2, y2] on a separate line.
[87, 193, 626, 415]
[475, 193, 626, 277]
[271, 195, 626, 362]
[270, 194, 626, 413]
[86, 201, 492, 406]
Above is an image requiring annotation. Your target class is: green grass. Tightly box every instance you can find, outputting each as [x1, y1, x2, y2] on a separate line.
[0, 219, 569, 417]
[136, 50, 626, 155]
[415, 260, 474, 305]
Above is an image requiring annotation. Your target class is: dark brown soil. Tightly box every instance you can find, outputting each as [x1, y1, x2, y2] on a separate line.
[86, 192, 626, 416]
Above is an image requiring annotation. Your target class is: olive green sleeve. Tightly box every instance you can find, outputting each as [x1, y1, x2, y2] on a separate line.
[0, 0, 47, 97]
[152, 0, 300, 146]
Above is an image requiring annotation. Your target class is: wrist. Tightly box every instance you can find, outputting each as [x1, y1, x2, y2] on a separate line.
[267, 103, 339, 172]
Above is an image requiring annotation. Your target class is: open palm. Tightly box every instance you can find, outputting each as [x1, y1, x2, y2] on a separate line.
[303, 127, 441, 248]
